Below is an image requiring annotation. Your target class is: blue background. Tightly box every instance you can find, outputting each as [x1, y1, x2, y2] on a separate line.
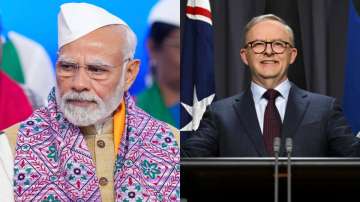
[0, 0, 157, 94]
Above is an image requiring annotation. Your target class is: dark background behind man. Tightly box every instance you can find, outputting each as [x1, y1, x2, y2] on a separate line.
[180, 0, 360, 135]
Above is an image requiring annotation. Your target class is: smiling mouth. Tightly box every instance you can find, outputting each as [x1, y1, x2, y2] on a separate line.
[260, 60, 279, 64]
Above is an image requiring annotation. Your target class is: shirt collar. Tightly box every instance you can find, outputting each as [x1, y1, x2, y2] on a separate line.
[251, 79, 291, 103]
[275, 79, 291, 100]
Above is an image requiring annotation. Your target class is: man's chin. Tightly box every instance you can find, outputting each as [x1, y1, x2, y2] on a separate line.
[62, 105, 102, 126]
[261, 68, 287, 77]
[64, 113, 99, 127]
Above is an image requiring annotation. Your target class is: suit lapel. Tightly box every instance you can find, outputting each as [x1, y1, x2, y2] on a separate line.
[233, 90, 268, 156]
[280, 84, 310, 155]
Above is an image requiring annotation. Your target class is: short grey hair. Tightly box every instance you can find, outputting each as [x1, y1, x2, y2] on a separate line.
[243, 14, 295, 46]
[120, 25, 137, 59]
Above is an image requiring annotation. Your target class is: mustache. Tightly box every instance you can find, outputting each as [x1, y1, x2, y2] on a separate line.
[62, 91, 101, 104]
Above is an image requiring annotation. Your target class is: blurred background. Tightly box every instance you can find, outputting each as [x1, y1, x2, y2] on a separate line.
[0, 0, 180, 130]
[0, 0, 157, 97]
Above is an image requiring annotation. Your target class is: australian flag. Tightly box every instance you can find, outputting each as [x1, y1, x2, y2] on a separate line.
[344, 0, 360, 136]
[180, 0, 216, 142]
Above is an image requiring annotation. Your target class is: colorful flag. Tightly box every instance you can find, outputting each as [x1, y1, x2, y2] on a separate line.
[1, 31, 55, 104]
[343, 0, 360, 135]
[0, 70, 32, 130]
[180, 0, 215, 141]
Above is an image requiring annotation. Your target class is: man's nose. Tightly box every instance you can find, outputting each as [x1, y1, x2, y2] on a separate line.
[71, 67, 91, 92]
[264, 43, 273, 55]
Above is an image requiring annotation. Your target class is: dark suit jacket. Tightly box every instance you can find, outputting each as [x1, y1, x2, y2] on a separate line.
[181, 84, 358, 157]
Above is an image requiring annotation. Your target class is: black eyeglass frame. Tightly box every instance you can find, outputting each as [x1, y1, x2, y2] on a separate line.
[244, 40, 294, 54]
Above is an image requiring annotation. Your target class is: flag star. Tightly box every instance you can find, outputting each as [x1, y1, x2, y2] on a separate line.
[181, 86, 215, 131]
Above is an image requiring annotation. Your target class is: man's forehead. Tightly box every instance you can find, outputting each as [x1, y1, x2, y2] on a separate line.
[247, 20, 291, 40]
[57, 55, 76, 62]
[252, 20, 287, 32]
[60, 25, 125, 49]
[56, 25, 129, 67]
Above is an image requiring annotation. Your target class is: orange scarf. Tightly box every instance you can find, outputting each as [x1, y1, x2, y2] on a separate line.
[113, 100, 125, 154]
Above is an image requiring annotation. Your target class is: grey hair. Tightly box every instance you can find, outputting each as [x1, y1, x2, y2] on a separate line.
[120, 25, 137, 59]
[243, 14, 295, 46]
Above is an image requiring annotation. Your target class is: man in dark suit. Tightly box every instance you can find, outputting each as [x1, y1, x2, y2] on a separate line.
[181, 14, 359, 157]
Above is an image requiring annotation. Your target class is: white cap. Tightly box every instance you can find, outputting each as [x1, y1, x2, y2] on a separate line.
[58, 3, 128, 48]
[148, 0, 180, 27]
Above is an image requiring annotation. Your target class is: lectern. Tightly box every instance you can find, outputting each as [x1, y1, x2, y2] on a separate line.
[181, 158, 360, 202]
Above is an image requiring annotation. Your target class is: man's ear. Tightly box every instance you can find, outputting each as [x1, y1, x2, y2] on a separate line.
[289, 48, 298, 64]
[124, 59, 140, 91]
[240, 48, 249, 66]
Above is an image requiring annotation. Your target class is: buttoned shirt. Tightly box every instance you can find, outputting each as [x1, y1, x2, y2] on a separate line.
[251, 79, 291, 133]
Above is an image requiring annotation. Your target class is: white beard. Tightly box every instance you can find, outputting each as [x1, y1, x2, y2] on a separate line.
[56, 77, 125, 127]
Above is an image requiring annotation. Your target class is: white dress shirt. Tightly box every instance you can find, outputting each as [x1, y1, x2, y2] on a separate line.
[251, 79, 291, 134]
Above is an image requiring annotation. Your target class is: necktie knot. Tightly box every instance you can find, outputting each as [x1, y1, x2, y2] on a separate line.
[263, 89, 280, 101]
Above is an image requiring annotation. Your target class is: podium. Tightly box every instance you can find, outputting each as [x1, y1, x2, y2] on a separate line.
[181, 158, 360, 202]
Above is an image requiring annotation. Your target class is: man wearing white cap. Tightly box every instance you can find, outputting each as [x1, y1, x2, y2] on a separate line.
[4, 3, 180, 201]
[137, 0, 180, 128]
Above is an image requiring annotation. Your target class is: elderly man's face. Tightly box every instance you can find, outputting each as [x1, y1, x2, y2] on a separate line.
[56, 25, 139, 126]
[240, 20, 297, 87]
[150, 28, 180, 92]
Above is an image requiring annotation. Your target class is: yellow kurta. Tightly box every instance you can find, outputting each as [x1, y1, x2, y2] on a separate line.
[81, 118, 116, 202]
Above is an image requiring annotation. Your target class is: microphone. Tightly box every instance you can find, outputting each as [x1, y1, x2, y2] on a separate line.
[273, 137, 281, 202]
[285, 138, 293, 202]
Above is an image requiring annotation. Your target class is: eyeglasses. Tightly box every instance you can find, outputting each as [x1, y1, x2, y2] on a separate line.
[244, 40, 293, 54]
[57, 58, 131, 80]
